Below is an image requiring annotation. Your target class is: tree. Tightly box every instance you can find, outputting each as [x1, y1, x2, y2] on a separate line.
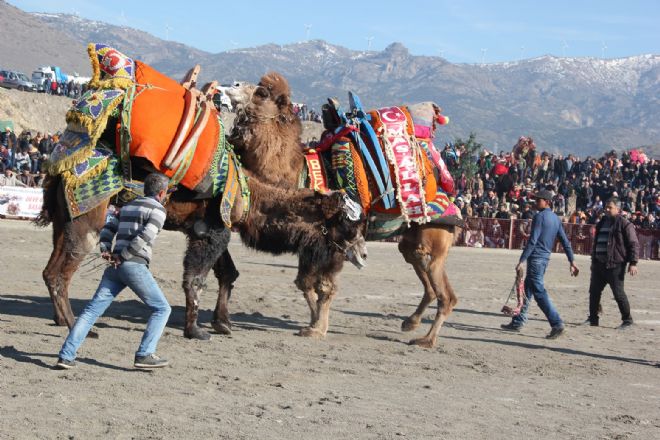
[448, 132, 484, 186]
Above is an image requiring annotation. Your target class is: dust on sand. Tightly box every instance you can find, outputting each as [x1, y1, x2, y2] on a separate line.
[1, 219, 658, 439]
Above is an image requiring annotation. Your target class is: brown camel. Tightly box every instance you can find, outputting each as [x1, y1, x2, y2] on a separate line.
[38, 118, 366, 341]
[227, 72, 459, 348]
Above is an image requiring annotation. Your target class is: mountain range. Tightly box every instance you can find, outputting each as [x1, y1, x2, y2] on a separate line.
[1, 0, 658, 157]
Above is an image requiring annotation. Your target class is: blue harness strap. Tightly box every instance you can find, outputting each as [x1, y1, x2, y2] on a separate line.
[348, 91, 395, 209]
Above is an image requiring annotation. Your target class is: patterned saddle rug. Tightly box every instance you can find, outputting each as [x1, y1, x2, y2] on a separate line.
[307, 96, 461, 233]
[50, 43, 218, 192]
[47, 43, 247, 221]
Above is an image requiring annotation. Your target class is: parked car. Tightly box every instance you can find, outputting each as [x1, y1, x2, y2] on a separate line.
[0, 70, 37, 92]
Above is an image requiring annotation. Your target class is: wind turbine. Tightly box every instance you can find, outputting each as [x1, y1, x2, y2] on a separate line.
[119, 10, 128, 27]
[229, 40, 239, 50]
[366, 36, 374, 51]
[304, 24, 312, 41]
[561, 40, 569, 58]
[165, 23, 172, 41]
[601, 41, 608, 59]
[438, 48, 445, 59]
[520, 45, 525, 60]
[481, 48, 488, 64]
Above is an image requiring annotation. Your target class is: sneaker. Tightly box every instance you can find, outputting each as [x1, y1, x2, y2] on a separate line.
[546, 327, 566, 339]
[55, 357, 75, 369]
[617, 320, 633, 330]
[500, 322, 522, 332]
[134, 354, 169, 369]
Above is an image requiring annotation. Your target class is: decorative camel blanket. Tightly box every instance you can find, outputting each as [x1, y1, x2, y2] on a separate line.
[62, 118, 245, 223]
[312, 96, 461, 231]
[371, 106, 430, 224]
[50, 43, 219, 192]
[48, 43, 247, 220]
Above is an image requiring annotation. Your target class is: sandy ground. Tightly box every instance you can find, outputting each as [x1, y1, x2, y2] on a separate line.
[0, 219, 658, 440]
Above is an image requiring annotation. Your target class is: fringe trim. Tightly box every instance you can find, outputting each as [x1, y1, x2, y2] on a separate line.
[65, 92, 124, 151]
[87, 43, 101, 89]
[47, 145, 94, 175]
[60, 157, 110, 191]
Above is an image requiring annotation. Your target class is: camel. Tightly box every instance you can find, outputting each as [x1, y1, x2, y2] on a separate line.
[226, 72, 460, 348]
[38, 119, 367, 342]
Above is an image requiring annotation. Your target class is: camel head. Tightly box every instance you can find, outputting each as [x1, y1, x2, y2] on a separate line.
[317, 191, 367, 269]
[224, 81, 256, 112]
[228, 72, 301, 151]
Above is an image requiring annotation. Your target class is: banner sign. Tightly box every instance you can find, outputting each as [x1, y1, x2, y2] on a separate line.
[0, 186, 43, 219]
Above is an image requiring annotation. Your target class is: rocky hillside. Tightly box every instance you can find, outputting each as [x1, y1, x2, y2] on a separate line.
[0, 1, 89, 75]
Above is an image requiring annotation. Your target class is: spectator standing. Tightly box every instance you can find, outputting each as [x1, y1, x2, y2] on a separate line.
[587, 197, 639, 328]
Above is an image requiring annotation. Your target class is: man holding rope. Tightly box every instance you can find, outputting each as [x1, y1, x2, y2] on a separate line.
[56, 173, 172, 369]
[501, 189, 580, 339]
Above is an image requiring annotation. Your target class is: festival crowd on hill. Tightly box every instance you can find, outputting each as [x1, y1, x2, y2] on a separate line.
[443, 141, 659, 230]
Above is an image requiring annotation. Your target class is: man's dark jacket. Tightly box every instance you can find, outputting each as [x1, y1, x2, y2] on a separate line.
[592, 215, 639, 268]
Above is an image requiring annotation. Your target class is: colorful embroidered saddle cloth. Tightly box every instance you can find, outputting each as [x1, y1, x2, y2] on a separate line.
[312, 102, 461, 231]
[50, 43, 218, 193]
[47, 43, 247, 219]
[59, 118, 246, 222]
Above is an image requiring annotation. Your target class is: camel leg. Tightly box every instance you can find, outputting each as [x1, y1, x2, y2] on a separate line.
[401, 263, 437, 332]
[299, 275, 336, 339]
[211, 250, 239, 335]
[295, 260, 320, 330]
[182, 227, 231, 340]
[400, 226, 456, 348]
[410, 268, 457, 349]
[43, 203, 107, 329]
[43, 222, 68, 326]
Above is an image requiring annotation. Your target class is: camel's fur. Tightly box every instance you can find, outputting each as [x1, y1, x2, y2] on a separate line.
[228, 72, 459, 347]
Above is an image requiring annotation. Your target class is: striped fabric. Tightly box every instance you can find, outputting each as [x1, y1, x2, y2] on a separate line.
[99, 196, 166, 265]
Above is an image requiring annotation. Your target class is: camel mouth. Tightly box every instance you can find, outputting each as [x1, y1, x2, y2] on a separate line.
[345, 238, 368, 270]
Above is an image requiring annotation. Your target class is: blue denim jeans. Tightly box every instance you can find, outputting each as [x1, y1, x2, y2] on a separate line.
[59, 261, 171, 361]
[511, 258, 564, 329]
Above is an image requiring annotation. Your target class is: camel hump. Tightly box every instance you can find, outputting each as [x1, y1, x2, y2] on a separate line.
[258, 72, 291, 97]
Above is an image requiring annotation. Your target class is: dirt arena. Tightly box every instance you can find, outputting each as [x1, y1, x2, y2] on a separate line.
[1, 219, 658, 439]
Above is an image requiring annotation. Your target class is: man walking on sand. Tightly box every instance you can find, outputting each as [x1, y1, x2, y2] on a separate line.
[56, 173, 172, 370]
[501, 189, 579, 339]
[587, 197, 639, 329]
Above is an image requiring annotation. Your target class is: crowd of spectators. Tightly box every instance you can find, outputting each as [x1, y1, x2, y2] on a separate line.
[443, 145, 659, 230]
[293, 103, 322, 122]
[0, 126, 55, 187]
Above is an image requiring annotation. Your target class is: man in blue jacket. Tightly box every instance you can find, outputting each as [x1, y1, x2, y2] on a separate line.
[502, 189, 580, 339]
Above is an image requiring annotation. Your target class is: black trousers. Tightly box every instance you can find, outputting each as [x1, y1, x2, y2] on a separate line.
[589, 261, 632, 324]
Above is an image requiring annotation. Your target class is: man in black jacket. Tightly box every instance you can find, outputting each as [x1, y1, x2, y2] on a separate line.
[588, 197, 639, 328]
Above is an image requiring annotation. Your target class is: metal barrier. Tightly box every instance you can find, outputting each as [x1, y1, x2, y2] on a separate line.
[456, 217, 660, 260]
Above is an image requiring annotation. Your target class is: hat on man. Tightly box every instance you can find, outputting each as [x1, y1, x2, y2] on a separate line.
[532, 189, 554, 201]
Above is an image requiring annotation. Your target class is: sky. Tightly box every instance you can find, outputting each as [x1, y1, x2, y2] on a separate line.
[8, 0, 660, 63]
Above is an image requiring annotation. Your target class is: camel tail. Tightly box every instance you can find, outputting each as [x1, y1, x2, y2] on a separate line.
[34, 174, 60, 227]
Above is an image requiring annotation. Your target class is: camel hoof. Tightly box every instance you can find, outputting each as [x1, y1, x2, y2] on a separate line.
[409, 337, 435, 349]
[297, 327, 325, 339]
[184, 327, 212, 341]
[53, 315, 68, 327]
[211, 320, 232, 335]
[401, 318, 420, 332]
